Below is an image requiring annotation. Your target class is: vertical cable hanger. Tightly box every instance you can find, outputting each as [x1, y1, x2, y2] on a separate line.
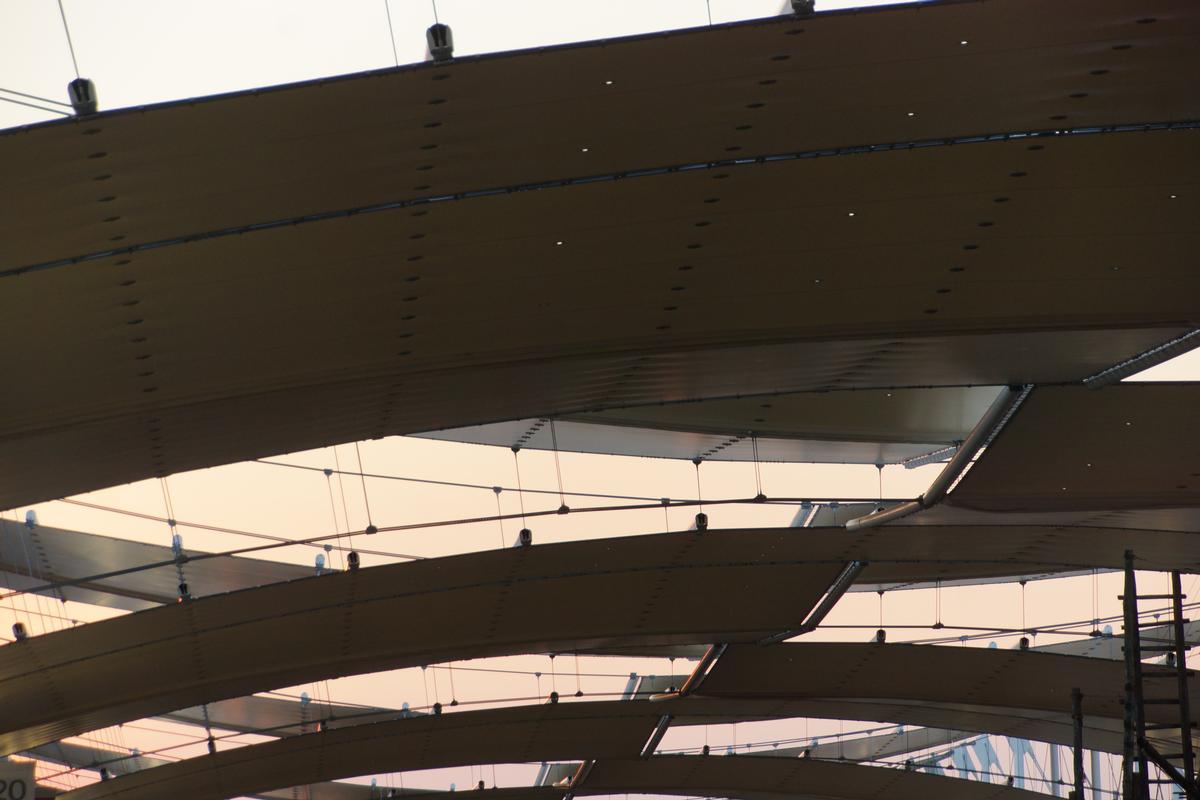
[492, 487, 505, 548]
[549, 419, 570, 514]
[332, 447, 355, 551]
[692, 458, 707, 530]
[933, 579, 944, 629]
[512, 447, 530, 544]
[160, 478, 188, 601]
[751, 434, 766, 501]
[56, 0, 80, 79]
[353, 441, 378, 535]
[323, 469, 347, 570]
[430, 0, 440, 24]
[383, 0, 400, 67]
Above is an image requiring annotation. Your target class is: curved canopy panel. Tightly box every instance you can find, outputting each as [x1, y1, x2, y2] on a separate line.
[165, 694, 404, 737]
[3, 0, 1197, 267]
[59, 702, 660, 800]
[896, 504, 1200, 532]
[698, 643, 1198, 728]
[0, 7, 1196, 508]
[0, 519, 312, 611]
[0, 531, 841, 754]
[57, 699, 1076, 800]
[56, 691, 1156, 800]
[413, 387, 999, 464]
[580, 754, 1049, 800]
[757, 725, 974, 761]
[682, 697, 1132, 754]
[5, 525, 1200, 754]
[948, 384, 1200, 512]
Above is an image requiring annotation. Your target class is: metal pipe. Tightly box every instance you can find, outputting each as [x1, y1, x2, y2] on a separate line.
[1172, 570, 1196, 786]
[1072, 688, 1085, 800]
[759, 560, 868, 644]
[844, 501, 921, 531]
[676, 643, 726, 697]
[846, 385, 1026, 531]
[564, 759, 595, 799]
[640, 715, 673, 759]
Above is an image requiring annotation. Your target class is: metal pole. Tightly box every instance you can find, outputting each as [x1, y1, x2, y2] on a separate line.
[1075, 690, 1094, 800]
[1072, 688, 1085, 800]
[1173, 570, 1196, 786]
[1122, 550, 1150, 800]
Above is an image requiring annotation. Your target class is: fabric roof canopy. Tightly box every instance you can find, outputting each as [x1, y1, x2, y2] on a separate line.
[0, 530, 841, 754]
[55, 699, 1071, 800]
[413, 387, 999, 464]
[0, 519, 312, 611]
[4, 525, 1198, 754]
[4, 0, 1197, 267]
[581, 755, 1049, 800]
[698, 643, 1196, 728]
[948, 384, 1200, 512]
[0, 0, 1196, 508]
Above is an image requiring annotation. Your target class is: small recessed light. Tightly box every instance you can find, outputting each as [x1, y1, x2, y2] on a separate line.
[906, 112, 915, 117]
[555, 241, 564, 246]
[1125, 421, 1132, 426]
[959, 40, 969, 46]
[847, 211, 855, 217]
[1086, 463, 1093, 467]
[604, 80, 613, 85]
[813, 278, 822, 284]
[886, 392, 892, 397]
[1169, 194, 1178, 199]
[581, 147, 589, 152]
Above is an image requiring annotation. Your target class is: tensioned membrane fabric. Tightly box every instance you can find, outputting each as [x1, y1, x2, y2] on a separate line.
[16, 506, 1190, 614]
[699, 643, 1198, 729]
[948, 384, 1200, 512]
[1, 40, 1198, 509]
[165, 694, 405, 737]
[59, 702, 660, 800]
[685, 697, 1134, 754]
[0, 531, 842, 754]
[3, 526, 1199, 754]
[0, 519, 312, 611]
[413, 387, 1000, 464]
[580, 754, 1050, 800]
[57, 699, 1068, 800]
[3, 0, 1197, 268]
[752, 725, 975, 762]
[28, 740, 377, 800]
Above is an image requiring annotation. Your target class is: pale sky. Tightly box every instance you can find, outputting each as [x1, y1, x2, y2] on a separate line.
[1, 1, 1198, 796]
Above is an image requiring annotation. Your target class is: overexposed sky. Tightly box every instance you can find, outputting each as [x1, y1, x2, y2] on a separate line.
[0, 0, 909, 129]
[2, 0, 1198, 795]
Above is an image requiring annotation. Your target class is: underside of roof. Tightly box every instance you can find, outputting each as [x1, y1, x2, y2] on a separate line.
[2, 0, 1199, 796]
[0, 0, 1197, 507]
[4, 524, 1199, 755]
[948, 384, 1200, 511]
[412, 386, 1000, 464]
[53, 696, 1096, 800]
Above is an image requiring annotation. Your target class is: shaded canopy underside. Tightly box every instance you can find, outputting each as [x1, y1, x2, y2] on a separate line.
[0, 0, 1197, 508]
[3, 525, 1199, 754]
